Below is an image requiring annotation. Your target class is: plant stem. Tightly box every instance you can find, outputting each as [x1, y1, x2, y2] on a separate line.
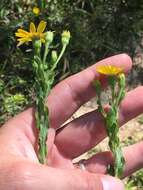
[51, 44, 67, 71]
[32, 38, 69, 164]
[37, 0, 46, 10]
[95, 76, 125, 177]
[43, 42, 50, 64]
[106, 105, 125, 177]
[35, 96, 49, 164]
[107, 76, 125, 177]
[33, 42, 50, 164]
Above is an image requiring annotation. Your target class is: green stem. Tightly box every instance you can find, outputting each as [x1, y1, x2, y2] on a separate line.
[106, 106, 125, 177]
[37, 0, 46, 10]
[51, 44, 67, 71]
[32, 36, 69, 164]
[35, 97, 49, 164]
[115, 86, 125, 107]
[33, 42, 50, 164]
[43, 42, 50, 64]
[107, 77, 125, 177]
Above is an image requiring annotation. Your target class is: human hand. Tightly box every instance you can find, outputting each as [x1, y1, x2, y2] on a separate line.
[0, 54, 143, 190]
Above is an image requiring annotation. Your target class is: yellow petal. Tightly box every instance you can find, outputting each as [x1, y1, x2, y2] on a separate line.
[96, 65, 123, 75]
[37, 21, 47, 33]
[30, 22, 36, 33]
[17, 37, 32, 42]
[17, 29, 29, 35]
[15, 32, 29, 38]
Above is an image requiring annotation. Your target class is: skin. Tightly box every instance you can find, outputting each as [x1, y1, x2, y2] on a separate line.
[0, 54, 143, 190]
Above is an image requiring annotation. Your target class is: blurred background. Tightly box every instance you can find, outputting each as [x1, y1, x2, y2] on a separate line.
[0, 1, 143, 189]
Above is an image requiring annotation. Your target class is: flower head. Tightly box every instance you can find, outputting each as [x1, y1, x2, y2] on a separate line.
[15, 20, 47, 46]
[96, 65, 123, 76]
[45, 31, 54, 43]
[62, 30, 71, 45]
[33, 7, 40, 16]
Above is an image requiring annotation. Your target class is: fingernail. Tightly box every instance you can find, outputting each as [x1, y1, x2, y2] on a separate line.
[101, 176, 124, 190]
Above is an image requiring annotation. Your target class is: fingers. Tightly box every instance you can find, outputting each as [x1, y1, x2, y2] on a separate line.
[4, 161, 124, 190]
[55, 86, 143, 158]
[75, 141, 143, 178]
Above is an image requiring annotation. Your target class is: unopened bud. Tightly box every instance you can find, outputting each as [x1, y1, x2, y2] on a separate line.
[118, 73, 125, 87]
[13, 94, 25, 103]
[45, 31, 54, 44]
[51, 50, 58, 63]
[34, 39, 42, 54]
[62, 30, 70, 46]
[33, 7, 40, 16]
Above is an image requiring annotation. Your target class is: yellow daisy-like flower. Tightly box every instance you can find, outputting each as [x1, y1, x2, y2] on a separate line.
[33, 7, 40, 16]
[15, 20, 47, 46]
[96, 65, 123, 76]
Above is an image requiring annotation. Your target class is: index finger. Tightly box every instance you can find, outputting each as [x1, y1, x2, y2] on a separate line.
[48, 53, 132, 128]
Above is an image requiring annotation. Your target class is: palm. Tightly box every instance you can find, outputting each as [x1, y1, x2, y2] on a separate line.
[0, 112, 74, 170]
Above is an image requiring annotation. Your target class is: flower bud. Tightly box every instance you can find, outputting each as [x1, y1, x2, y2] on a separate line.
[45, 31, 54, 44]
[34, 39, 42, 54]
[62, 30, 70, 46]
[51, 50, 58, 63]
[13, 94, 25, 103]
[118, 73, 125, 87]
[33, 7, 40, 16]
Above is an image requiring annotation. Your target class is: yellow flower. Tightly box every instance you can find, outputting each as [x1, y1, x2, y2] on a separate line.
[96, 65, 123, 76]
[15, 20, 47, 46]
[62, 30, 71, 45]
[33, 7, 40, 16]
